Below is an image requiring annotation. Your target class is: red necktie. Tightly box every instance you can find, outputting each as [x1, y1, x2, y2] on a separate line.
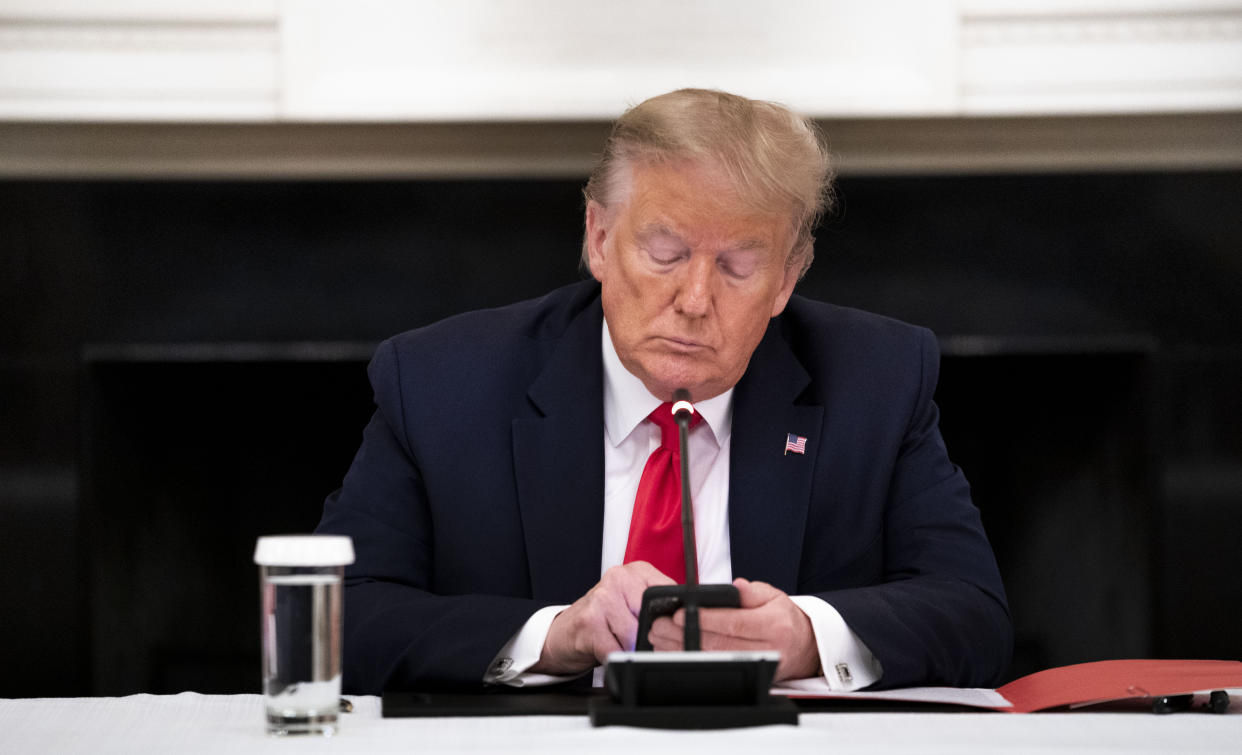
[623, 402, 701, 584]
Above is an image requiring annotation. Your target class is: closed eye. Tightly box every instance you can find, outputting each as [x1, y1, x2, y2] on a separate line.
[643, 235, 688, 266]
[648, 249, 685, 266]
[717, 250, 760, 279]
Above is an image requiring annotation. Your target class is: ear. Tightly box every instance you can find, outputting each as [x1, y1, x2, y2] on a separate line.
[769, 246, 803, 318]
[585, 200, 611, 282]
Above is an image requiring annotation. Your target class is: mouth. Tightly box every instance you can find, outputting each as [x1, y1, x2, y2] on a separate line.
[655, 336, 708, 353]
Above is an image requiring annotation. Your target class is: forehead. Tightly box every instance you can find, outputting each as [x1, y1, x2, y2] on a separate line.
[616, 160, 794, 249]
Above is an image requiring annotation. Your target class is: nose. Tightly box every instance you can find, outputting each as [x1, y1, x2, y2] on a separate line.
[673, 255, 713, 318]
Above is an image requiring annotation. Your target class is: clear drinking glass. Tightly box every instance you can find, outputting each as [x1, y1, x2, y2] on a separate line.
[254, 535, 355, 736]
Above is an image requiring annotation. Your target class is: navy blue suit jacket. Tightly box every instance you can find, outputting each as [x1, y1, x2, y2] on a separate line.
[315, 281, 1011, 693]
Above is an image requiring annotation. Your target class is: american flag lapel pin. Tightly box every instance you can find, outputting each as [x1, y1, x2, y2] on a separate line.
[784, 433, 807, 456]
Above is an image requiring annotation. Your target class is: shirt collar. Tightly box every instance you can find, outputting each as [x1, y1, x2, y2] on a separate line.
[601, 319, 733, 448]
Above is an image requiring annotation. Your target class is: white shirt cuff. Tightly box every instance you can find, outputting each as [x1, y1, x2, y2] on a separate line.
[484, 604, 580, 687]
[789, 595, 883, 691]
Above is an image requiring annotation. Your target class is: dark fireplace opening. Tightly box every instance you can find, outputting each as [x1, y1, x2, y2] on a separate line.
[3, 173, 1240, 695]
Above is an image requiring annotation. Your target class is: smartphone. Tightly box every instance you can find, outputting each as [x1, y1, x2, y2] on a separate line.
[634, 583, 740, 651]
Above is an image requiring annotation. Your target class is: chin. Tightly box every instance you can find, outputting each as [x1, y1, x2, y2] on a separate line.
[650, 376, 723, 403]
[638, 356, 728, 401]
[641, 375, 698, 401]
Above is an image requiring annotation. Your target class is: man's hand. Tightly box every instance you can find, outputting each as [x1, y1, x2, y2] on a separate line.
[529, 561, 675, 676]
[647, 577, 821, 681]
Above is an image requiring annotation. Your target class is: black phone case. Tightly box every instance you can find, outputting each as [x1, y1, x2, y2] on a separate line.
[634, 584, 741, 651]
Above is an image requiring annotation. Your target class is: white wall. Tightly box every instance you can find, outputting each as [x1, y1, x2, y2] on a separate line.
[0, 0, 1238, 121]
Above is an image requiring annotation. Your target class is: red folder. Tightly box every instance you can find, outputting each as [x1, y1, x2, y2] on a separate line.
[775, 659, 1242, 711]
[996, 659, 1242, 712]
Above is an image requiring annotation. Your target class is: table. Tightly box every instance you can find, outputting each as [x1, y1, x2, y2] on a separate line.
[3, 693, 1239, 754]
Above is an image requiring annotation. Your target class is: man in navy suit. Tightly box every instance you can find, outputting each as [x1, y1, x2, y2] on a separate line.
[315, 89, 1011, 694]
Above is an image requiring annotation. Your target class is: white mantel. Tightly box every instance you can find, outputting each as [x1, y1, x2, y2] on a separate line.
[1, 0, 1240, 176]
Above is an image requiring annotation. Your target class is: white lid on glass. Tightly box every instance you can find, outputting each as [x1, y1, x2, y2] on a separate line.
[254, 535, 355, 566]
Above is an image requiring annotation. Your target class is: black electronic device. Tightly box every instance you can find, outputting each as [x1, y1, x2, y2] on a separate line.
[590, 390, 798, 728]
[593, 650, 797, 727]
[634, 583, 741, 651]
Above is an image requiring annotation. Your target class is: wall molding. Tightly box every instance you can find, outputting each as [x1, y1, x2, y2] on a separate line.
[960, 4, 1242, 114]
[3, 113, 1239, 179]
[962, 9, 1242, 46]
[0, 19, 275, 51]
[0, 7, 278, 119]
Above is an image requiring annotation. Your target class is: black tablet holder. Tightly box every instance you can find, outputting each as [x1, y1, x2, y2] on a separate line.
[588, 392, 799, 728]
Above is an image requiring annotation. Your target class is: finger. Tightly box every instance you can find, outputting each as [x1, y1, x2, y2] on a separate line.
[734, 577, 783, 609]
[615, 562, 677, 615]
[649, 636, 682, 652]
[623, 560, 678, 586]
[598, 563, 655, 615]
[649, 615, 679, 642]
[670, 602, 765, 640]
[591, 623, 625, 663]
[695, 626, 770, 652]
[583, 571, 637, 650]
[695, 605, 770, 642]
[669, 607, 685, 626]
[604, 595, 640, 651]
[686, 579, 788, 640]
[649, 616, 684, 651]
[620, 577, 653, 617]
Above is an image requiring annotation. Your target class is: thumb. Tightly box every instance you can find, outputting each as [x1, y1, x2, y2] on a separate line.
[733, 577, 783, 608]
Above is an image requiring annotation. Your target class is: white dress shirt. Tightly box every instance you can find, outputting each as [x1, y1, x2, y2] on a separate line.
[485, 320, 882, 690]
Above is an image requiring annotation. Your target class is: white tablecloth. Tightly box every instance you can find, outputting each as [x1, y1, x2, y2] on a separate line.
[2, 693, 1240, 754]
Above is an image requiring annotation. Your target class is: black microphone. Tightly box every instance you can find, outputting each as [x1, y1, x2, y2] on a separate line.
[671, 389, 698, 588]
[670, 388, 713, 651]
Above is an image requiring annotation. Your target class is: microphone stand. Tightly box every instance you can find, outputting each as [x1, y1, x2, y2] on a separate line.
[590, 391, 799, 728]
[674, 395, 702, 651]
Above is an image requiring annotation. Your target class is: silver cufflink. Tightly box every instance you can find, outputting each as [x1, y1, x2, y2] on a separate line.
[835, 662, 852, 684]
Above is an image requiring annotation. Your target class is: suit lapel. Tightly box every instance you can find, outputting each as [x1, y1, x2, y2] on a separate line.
[729, 319, 823, 593]
[512, 299, 606, 604]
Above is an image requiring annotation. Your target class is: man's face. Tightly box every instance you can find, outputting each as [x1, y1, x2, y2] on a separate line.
[586, 160, 800, 402]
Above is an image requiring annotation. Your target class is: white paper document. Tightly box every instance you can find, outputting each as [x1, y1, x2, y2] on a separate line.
[771, 677, 1012, 709]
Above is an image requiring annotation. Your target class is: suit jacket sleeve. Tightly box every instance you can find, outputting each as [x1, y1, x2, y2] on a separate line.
[814, 329, 1012, 688]
[315, 339, 552, 694]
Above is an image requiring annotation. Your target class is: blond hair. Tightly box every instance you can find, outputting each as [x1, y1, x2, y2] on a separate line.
[582, 88, 834, 278]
